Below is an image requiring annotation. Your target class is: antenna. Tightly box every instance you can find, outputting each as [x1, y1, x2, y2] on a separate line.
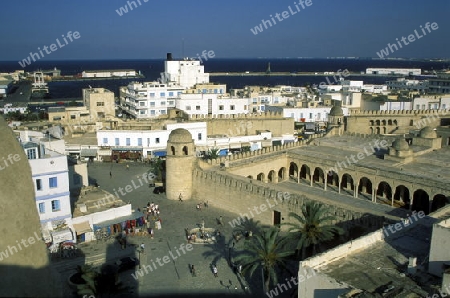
[182, 38, 185, 58]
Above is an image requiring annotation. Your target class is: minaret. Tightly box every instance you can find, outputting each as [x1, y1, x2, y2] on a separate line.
[166, 128, 195, 200]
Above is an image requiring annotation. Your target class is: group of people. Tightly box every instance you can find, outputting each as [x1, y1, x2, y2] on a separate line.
[189, 263, 219, 278]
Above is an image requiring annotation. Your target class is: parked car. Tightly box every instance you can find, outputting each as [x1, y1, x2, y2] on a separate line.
[115, 257, 139, 272]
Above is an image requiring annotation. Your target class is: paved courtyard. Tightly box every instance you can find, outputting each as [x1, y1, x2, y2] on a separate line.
[56, 162, 274, 297]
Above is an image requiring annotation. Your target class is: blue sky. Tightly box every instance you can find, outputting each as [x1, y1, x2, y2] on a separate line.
[1, 0, 449, 60]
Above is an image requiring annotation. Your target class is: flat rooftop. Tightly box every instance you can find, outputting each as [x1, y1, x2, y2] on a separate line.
[290, 135, 450, 186]
[324, 216, 440, 297]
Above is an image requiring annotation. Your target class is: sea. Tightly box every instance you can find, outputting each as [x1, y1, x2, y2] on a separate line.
[0, 58, 448, 99]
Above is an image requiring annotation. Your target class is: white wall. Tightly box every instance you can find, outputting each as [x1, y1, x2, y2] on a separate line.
[29, 154, 71, 223]
[97, 122, 208, 157]
[429, 220, 450, 277]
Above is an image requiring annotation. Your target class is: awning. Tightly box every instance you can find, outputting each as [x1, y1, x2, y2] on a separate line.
[94, 211, 145, 230]
[73, 221, 93, 235]
[112, 147, 143, 151]
[153, 150, 166, 157]
[51, 229, 74, 243]
[80, 149, 97, 157]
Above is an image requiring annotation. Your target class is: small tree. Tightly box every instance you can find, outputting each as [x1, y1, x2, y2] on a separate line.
[205, 147, 220, 160]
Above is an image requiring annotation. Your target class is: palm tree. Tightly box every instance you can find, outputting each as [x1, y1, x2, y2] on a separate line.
[285, 201, 344, 259]
[234, 227, 294, 293]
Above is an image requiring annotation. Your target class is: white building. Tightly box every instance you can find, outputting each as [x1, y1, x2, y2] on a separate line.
[81, 69, 137, 78]
[176, 93, 250, 116]
[120, 81, 184, 119]
[23, 142, 73, 244]
[412, 97, 450, 110]
[379, 101, 412, 111]
[96, 122, 207, 159]
[366, 68, 421, 76]
[160, 53, 209, 89]
[265, 106, 349, 123]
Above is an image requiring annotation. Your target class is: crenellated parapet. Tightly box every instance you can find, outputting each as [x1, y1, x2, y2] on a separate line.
[350, 109, 450, 116]
[187, 111, 285, 120]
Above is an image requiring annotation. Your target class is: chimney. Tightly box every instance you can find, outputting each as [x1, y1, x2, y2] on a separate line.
[167, 53, 173, 61]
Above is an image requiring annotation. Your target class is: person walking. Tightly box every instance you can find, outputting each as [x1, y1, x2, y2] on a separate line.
[191, 265, 196, 277]
[110, 171, 112, 178]
[140, 242, 145, 254]
[126, 164, 129, 170]
[212, 264, 218, 277]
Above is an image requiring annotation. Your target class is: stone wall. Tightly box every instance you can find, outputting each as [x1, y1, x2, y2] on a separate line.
[192, 168, 388, 231]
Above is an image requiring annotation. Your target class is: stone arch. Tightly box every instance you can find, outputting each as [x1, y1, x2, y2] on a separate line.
[300, 164, 311, 182]
[376, 127, 380, 134]
[256, 172, 265, 182]
[268, 170, 276, 183]
[369, 120, 374, 126]
[388, 119, 393, 125]
[278, 167, 286, 181]
[393, 119, 398, 126]
[358, 177, 372, 199]
[313, 167, 325, 185]
[382, 120, 386, 126]
[383, 127, 386, 134]
[289, 162, 299, 178]
[376, 181, 392, 203]
[431, 194, 448, 212]
[170, 146, 175, 155]
[375, 120, 380, 126]
[341, 173, 354, 194]
[412, 189, 430, 215]
[327, 170, 339, 187]
[182, 146, 188, 155]
[370, 127, 373, 134]
[247, 175, 253, 179]
[393, 185, 410, 208]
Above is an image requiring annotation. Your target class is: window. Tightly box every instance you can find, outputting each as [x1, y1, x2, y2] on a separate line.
[97, 102, 104, 106]
[126, 138, 130, 146]
[220, 89, 223, 94]
[202, 89, 207, 94]
[53, 116, 62, 121]
[147, 138, 151, 146]
[155, 138, 160, 144]
[38, 203, 45, 214]
[214, 89, 218, 94]
[150, 102, 155, 107]
[309, 113, 313, 119]
[168, 101, 174, 105]
[169, 92, 174, 97]
[150, 110, 156, 115]
[160, 92, 165, 97]
[198, 133, 202, 140]
[51, 200, 60, 212]
[443, 104, 447, 109]
[139, 110, 146, 115]
[196, 106, 200, 110]
[178, 92, 182, 96]
[70, 115, 76, 119]
[138, 138, 142, 146]
[103, 138, 108, 144]
[150, 93, 155, 98]
[416, 105, 420, 110]
[160, 110, 166, 114]
[49, 177, 57, 188]
[186, 106, 191, 110]
[219, 105, 224, 110]
[139, 101, 146, 106]
[230, 105, 235, 110]
[209, 89, 212, 93]
[161, 101, 166, 106]
[27, 148, 37, 160]
[244, 105, 247, 110]
[36, 179, 42, 191]
[115, 138, 119, 146]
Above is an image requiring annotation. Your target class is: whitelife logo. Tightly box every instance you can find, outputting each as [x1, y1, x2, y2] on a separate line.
[18, 31, 81, 67]
[376, 22, 438, 58]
